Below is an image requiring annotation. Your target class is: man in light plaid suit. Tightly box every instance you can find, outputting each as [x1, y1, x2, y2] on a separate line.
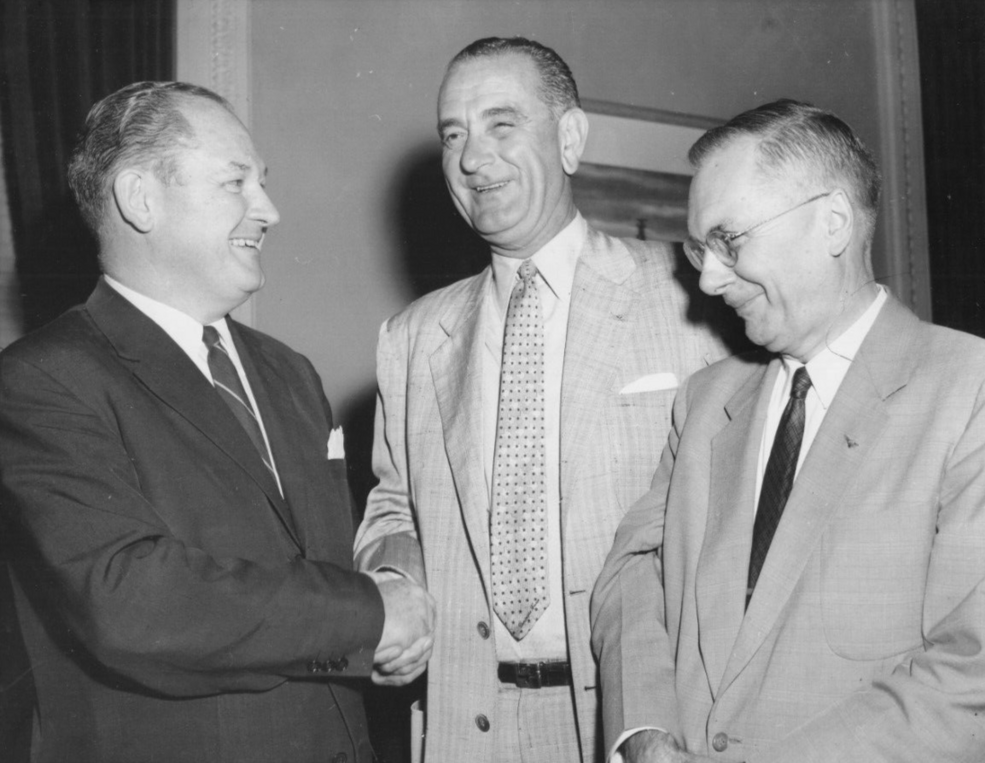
[354, 37, 730, 762]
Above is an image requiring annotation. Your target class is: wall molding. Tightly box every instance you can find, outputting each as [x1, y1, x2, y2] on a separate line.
[872, 0, 931, 319]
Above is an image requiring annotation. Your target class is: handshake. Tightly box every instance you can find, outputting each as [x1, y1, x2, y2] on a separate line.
[369, 572, 437, 686]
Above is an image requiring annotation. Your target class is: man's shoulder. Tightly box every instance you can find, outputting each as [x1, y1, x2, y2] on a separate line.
[382, 270, 487, 334]
[230, 320, 307, 364]
[918, 318, 985, 354]
[620, 236, 679, 276]
[228, 321, 324, 395]
[585, 229, 745, 357]
[584, 226, 679, 284]
[0, 304, 101, 373]
[910, 318, 985, 379]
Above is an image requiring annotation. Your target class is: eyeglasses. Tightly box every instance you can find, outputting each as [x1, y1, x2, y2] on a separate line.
[683, 191, 832, 270]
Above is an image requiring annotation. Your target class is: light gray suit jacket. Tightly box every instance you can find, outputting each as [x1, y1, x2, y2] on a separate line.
[355, 226, 729, 762]
[592, 296, 985, 762]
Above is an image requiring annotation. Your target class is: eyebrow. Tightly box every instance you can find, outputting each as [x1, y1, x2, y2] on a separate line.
[225, 160, 268, 179]
[437, 105, 528, 136]
[484, 105, 524, 122]
[437, 117, 461, 137]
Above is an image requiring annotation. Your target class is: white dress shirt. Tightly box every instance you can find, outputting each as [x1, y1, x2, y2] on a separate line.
[481, 214, 588, 662]
[103, 276, 283, 494]
[754, 286, 888, 510]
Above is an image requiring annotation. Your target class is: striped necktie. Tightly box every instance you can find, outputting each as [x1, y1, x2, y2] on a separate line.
[202, 326, 276, 479]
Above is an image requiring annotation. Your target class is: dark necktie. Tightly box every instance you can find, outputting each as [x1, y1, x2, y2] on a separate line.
[202, 326, 276, 479]
[490, 259, 549, 640]
[747, 366, 812, 605]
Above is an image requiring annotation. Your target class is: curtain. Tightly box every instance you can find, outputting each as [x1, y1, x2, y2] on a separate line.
[0, 0, 173, 334]
[0, 3, 173, 759]
[916, 0, 985, 335]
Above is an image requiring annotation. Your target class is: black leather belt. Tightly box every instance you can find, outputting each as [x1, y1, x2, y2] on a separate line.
[497, 661, 572, 689]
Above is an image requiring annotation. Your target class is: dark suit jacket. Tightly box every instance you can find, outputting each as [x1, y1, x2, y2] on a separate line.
[0, 280, 384, 763]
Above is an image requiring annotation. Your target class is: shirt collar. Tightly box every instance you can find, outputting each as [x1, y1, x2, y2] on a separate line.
[489, 213, 587, 316]
[103, 275, 232, 357]
[784, 285, 888, 410]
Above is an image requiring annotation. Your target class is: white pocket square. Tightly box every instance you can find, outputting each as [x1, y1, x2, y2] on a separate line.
[327, 427, 345, 460]
[619, 372, 679, 394]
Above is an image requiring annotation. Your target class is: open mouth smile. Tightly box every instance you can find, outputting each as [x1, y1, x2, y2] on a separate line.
[474, 181, 509, 193]
[230, 234, 265, 252]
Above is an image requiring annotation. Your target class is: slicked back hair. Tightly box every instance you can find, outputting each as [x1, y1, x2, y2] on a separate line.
[446, 36, 580, 120]
[68, 81, 234, 235]
[689, 99, 882, 244]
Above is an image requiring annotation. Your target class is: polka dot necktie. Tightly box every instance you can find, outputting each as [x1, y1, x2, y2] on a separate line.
[747, 366, 812, 607]
[202, 326, 277, 480]
[491, 259, 549, 640]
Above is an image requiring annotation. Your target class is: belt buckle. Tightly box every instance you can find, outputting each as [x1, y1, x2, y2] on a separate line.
[514, 662, 543, 689]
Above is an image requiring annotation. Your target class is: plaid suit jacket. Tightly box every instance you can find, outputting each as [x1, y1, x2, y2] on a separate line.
[355, 226, 728, 762]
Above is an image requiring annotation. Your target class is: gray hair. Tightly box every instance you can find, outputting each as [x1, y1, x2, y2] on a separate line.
[68, 81, 234, 235]
[446, 36, 580, 119]
[689, 99, 881, 242]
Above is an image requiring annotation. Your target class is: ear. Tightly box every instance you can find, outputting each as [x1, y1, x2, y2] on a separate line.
[825, 188, 854, 256]
[558, 107, 589, 176]
[112, 168, 155, 233]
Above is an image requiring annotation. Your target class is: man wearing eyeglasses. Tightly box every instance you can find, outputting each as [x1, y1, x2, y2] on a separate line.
[592, 99, 985, 762]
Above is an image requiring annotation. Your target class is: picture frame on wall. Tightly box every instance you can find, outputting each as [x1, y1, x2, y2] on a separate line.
[573, 99, 720, 243]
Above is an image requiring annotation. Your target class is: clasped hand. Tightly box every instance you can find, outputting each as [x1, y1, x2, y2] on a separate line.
[371, 573, 436, 686]
[622, 730, 717, 763]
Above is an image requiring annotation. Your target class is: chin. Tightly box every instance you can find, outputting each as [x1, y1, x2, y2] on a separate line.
[743, 324, 774, 351]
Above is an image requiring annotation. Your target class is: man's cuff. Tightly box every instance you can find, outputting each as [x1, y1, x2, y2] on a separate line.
[609, 726, 666, 763]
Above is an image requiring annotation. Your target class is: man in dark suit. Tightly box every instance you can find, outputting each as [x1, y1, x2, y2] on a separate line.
[0, 81, 434, 763]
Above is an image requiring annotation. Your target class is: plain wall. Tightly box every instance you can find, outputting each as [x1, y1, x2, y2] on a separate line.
[248, 0, 886, 423]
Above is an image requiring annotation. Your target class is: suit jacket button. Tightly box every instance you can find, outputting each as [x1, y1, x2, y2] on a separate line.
[331, 754, 347, 763]
[329, 657, 349, 672]
[712, 732, 728, 752]
[476, 621, 490, 639]
[475, 714, 490, 732]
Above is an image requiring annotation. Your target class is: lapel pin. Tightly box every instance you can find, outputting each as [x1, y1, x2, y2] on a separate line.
[845, 435, 858, 449]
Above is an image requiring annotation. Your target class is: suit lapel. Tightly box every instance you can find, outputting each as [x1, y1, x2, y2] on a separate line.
[430, 271, 494, 588]
[87, 281, 302, 551]
[560, 231, 638, 513]
[696, 358, 774, 695]
[716, 297, 915, 695]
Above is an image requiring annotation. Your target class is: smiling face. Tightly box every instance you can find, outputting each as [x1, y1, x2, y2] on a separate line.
[688, 136, 847, 361]
[437, 53, 580, 259]
[146, 98, 280, 321]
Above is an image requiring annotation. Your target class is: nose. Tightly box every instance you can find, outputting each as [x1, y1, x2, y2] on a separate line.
[459, 132, 493, 174]
[698, 253, 734, 296]
[250, 185, 280, 228]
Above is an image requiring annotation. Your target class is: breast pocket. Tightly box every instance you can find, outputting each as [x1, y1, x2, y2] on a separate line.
[820, 511, 930, 660]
